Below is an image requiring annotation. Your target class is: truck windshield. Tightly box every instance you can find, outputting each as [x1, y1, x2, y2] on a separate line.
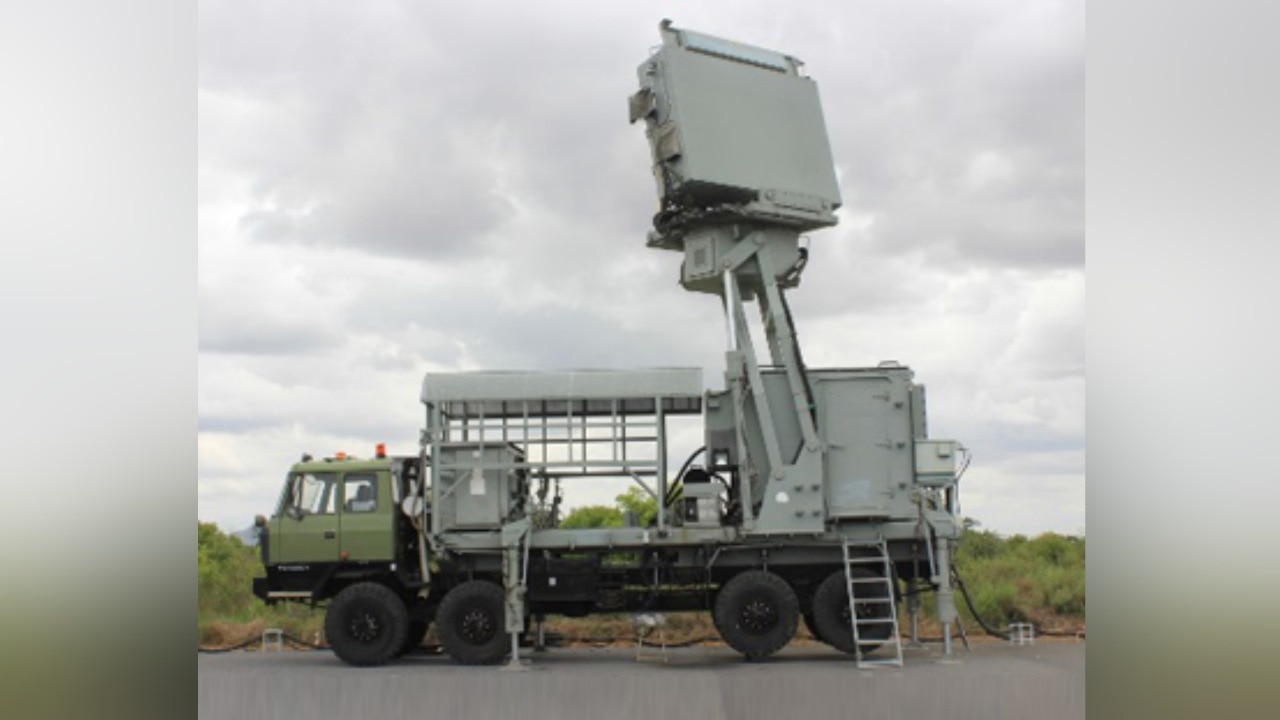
[289, 472, 338, 515]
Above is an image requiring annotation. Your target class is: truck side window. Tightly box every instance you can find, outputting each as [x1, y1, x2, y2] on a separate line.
[344, 474, 377, 513]
[290, 473, 337, 515]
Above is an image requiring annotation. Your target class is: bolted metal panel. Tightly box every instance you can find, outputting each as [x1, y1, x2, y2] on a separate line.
[813, 369, 918, 519]
[910, 384, 929, 439]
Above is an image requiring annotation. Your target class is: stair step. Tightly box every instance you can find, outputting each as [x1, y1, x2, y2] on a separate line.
[853, 618, 896, 625]
[847, 578, 889, 584]
[845, 557, 890, 564]
[846, 598, 895, 604]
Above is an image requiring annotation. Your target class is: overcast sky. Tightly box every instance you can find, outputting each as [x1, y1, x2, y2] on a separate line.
[198, 0, 1084, 537]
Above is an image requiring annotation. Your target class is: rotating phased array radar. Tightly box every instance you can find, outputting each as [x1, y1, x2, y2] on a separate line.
[253, 20, 965, 669]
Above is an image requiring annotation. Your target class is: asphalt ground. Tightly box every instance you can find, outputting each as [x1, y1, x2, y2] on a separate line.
[198, 640, 1085, 720]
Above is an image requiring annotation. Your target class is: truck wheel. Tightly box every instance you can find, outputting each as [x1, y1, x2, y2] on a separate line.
[712, 570, 799, 661]
[324, 582, 409, 666]
[398, 620, 429, 656]
[812, 569, 892, 656]
[437, 581, 508, 665]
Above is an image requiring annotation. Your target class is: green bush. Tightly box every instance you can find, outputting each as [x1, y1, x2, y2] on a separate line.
[953, 529, 1086, 627]
[559, 487, 657, 529]
[615, 487, 658, 526]
[197, 521, 261, 619]
[197, 522, 326, 645]
[560, 505, 623, 529]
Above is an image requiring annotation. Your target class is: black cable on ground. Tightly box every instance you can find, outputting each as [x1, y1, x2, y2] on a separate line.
[639, 635, 720, 648]
[198, 631, 328, 653]
[952, 570, 1084, 639]
[951, 571, 1010, 641]
[557, 635, 722, 649]
[197, 637, 261, 654]
[280, 632, 328, 649]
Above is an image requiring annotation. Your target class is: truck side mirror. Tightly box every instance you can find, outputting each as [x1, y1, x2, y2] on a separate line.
[285, 505, 302, 520]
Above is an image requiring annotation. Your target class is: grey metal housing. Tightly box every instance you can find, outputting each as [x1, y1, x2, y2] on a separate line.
[707, 366, 933, 523]
[632, 20, 842, 239]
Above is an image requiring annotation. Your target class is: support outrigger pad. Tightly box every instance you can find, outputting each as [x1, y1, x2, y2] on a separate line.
[501, 632, 535, 671]
[934, 625, 963, 665]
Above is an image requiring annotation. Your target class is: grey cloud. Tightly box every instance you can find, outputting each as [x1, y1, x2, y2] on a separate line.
[201, 2, 659, 263]
[813, 5, 1083, 271]
[869, 196, 1083, 269]
[787, 243, 939, 320]
[465, 304, 720, 372]
[198, 414, 282, 434]
[355, 280, 722, 375]
[199, 360, 424, 443]
[217, 89, 520, 260]
[199, 300, 341, 356]
[960, 424, 1084, 464]
[1008, 317, 1085, 381]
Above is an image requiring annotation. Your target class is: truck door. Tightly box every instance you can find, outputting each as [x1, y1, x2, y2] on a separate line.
[277, 471, 341, 563]
[339, 471, 395, 562]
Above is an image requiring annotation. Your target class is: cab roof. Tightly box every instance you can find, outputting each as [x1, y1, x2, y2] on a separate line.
[290, 456, 408, 474]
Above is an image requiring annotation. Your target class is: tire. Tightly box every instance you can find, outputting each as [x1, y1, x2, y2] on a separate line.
[398, 620, 429, 656]
[436, 581, 508, 665]
[712, 570, 799, 661]
[324, 582, 409, 667]
[812, 569, 893, 656]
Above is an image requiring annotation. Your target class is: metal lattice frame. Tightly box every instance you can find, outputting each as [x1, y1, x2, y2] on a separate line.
[421, 370, 702, 534]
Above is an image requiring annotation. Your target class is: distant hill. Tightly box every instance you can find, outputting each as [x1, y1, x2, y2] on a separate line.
[230, 526, 258, 547]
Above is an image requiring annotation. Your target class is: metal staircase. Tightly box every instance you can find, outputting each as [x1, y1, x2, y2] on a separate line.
[841, 537, 904, 668]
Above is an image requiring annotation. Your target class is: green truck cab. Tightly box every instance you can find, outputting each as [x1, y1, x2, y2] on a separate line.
[253, 450, 435, 665]
[252, 452, 427, 606]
